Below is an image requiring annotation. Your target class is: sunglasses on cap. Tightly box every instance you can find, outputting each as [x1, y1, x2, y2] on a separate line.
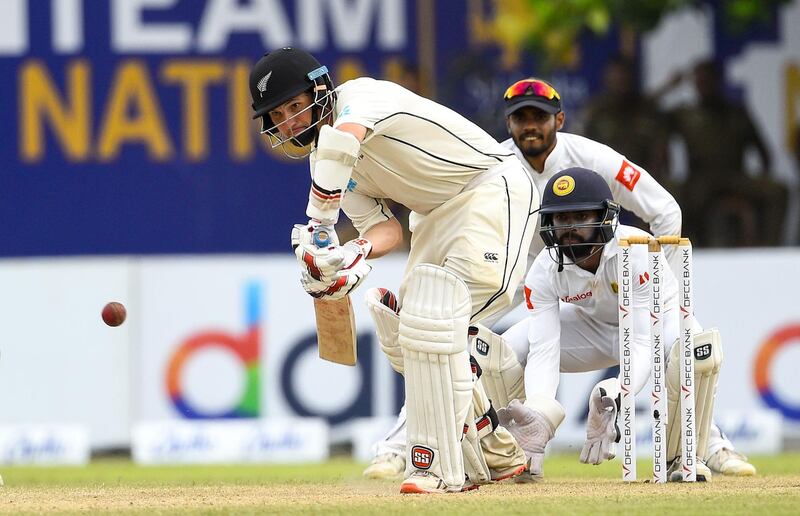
[504, 79, 561, 101]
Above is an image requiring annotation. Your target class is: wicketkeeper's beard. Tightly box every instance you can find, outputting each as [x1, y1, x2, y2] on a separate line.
[558, 232, 601, 264]
[562, 243, 598, 263]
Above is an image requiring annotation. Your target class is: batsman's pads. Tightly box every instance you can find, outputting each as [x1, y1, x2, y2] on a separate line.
[666, 329, 723, 463]
[307, 125, 360, 224]
[580, 378, 621, 465]
[497, 395, 565, 481]
[400, 264, 473, 491]
[365, 288, 403, 374]
[469, 324, 525, 409]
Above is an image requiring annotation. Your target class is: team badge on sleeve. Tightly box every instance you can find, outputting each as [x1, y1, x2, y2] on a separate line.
[524, 285, 534, 310]
[615, 160, 641, 191]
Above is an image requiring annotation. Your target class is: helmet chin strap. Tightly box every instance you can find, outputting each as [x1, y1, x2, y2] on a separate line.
[293, 124, 317, 146]
[563, 243, 604, 269]
[550, 244, 603, 272]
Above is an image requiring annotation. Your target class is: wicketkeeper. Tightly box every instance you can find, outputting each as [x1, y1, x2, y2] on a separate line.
[479, 167, 753, 481]
[248, 48, 538, 493]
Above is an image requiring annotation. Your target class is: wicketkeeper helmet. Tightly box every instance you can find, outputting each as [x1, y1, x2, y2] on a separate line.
[539, 168, 620, 269]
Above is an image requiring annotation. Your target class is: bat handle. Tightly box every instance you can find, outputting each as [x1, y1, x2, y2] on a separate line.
[312, 224, 334, 248]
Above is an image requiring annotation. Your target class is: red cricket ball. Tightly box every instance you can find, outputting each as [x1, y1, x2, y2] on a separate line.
[102, 302, 127, 327]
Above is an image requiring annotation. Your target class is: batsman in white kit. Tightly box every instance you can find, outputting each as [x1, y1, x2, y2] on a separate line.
[248, 48, 538, 493]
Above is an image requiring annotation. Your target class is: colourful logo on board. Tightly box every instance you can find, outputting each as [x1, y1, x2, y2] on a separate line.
[753, 324, 800, 420]
[165, 282, 263, 419]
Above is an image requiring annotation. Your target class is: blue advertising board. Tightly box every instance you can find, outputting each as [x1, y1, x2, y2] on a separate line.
[3, 0, 782, 256]
[0, 0, 420, 255]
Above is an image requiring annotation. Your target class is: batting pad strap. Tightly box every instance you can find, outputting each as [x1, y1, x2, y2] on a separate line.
[525, 394, 566, 431]
[364, 288, 402, 374]
[461, 377, 498, 484]
[469, 355, 483, 379]
[470, 324, 525, 409]
[474, 403, 499, 440]
[307, 125, 360, 223]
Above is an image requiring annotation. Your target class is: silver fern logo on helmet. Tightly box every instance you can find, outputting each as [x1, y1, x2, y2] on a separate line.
[256, 71, 273, 97]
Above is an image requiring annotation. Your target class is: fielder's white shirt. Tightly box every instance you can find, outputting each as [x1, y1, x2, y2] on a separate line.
[501, 132, 681, 261]
[318, 78, 519, 234]
[522, 224, 679, 398]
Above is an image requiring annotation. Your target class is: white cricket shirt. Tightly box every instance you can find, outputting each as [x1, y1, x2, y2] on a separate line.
[320, 78, 519, 233]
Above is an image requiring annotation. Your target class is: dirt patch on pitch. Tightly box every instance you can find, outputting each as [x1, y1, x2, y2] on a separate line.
[1, 477, 798, 514]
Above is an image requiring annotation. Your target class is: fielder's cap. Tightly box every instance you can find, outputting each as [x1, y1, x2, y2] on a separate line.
[540, 167, 615, 214]
[503, 78, 562, 117]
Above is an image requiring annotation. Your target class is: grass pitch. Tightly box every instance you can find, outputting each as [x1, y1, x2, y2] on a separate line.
[1, 454, 799, 514]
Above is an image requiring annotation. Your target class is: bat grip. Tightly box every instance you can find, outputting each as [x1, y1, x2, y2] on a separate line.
[312, 224, 334, 248]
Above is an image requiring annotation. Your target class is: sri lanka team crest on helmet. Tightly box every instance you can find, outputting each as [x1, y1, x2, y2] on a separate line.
[553, 175, 575, 196]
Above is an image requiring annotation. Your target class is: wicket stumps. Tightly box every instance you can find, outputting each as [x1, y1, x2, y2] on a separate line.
[617, 236, 696, 483]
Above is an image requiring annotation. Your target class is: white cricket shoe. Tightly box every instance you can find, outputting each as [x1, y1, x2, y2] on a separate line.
[400, 471, 478, 494]
[707, 448, 756, 476]
[667, 457, 712, 482]
[363, 453, 406, 480]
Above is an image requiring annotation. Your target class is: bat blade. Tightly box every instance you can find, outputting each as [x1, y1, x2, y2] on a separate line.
[314, 296, 357, 366]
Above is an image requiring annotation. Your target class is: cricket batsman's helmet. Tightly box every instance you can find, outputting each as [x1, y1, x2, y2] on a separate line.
[249, 47, 335, 148]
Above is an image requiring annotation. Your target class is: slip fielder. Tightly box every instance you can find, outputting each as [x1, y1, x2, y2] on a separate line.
[479, 168, 753, 481]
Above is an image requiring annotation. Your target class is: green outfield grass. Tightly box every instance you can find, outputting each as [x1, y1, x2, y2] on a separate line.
[2, 453, 799, 514]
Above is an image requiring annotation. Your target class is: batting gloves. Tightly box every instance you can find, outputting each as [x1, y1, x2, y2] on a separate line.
[295, 235, 373, 299]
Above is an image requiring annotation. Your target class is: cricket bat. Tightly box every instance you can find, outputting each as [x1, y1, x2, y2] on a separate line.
[312, 225, 357, 366]
[314, 297, 357, 365]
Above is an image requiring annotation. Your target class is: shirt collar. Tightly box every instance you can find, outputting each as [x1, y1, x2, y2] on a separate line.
[542, 135, 565, 174]
[601, 235, 619, 266]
